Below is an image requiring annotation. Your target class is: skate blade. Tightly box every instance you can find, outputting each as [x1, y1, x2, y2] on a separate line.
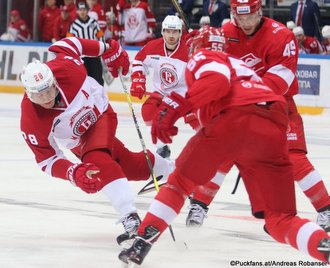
[118, 237, 135, 248]
[119, 252, 139, 267]
[121, 261, 137, 268]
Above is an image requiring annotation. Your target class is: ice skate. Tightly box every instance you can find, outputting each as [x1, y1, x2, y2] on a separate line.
[317, 209, 330, 232]
[156, 145, 171, 159]
[186, 199, 209, 227]
[117, 213, 141, 246]
[137, 175, 167, 195]
[118, 226, 160, 265]
[317, 237, 330, 262]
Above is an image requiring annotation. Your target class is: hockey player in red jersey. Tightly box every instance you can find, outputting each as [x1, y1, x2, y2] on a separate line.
[118, 26, 330, 265]
[19, 37, 174, 246]
[87, 0, 107, 31]
[187, 0, 330, 230]
[130, 15, 198, 159]
[293, 26, 325, 54]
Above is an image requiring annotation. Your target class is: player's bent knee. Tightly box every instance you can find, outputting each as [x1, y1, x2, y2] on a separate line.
[82, 149, 126, 188]
[290, 150, 315, 180]
[167, 170, 198, 197]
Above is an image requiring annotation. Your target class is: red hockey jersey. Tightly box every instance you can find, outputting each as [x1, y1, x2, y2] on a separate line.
[222, 17, 299, 97]
[88, 3, 107, 31]
[298, 36, 324, 54]
[185, 49, 285, 126]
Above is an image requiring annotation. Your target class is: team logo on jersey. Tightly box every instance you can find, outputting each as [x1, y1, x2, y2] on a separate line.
[240, 53, 264, 73]
[160, 65, 178, 88]
[241, 82, 252, 88]
[70, 106, 97, 136]
[127, 13, 138, 29]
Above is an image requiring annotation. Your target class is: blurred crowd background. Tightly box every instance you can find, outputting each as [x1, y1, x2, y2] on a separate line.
[1, 0, 330, 54]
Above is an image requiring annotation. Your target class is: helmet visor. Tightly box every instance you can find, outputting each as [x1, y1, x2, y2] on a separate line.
[27, 83, 59, 104]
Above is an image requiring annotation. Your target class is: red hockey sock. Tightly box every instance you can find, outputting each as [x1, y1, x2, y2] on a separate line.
[291, 152, 330, 211]
[192, 181, 220, 206]
[137, 184, 186, 237]
[303, 181, 330, 211]
[138, 171, 196, 236]
[266, 213, 329, 262]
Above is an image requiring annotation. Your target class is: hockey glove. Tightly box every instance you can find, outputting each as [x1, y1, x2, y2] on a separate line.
[184, 112, 201, 132]
[151, 92, 191, 144]
[130, 71, 146, 99]
[102, 39, 129, 78]
[184, 29, 200, 47]
[67, 163, 102, 194]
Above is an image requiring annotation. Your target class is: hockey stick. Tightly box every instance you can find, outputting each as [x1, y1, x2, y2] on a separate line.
[170, 0, 191, 31]
[119, 72, 159, 191]
[138, 175, 166, 195]
[231, 172, 241, 194]
[118, 70, 177, 242]
[313, 12, 322, 42]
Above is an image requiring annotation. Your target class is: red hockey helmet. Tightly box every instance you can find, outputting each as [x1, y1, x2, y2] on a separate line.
[190, 26, 226, 53]
[231, 0, 262, 15]
[10, 10, 20, 17]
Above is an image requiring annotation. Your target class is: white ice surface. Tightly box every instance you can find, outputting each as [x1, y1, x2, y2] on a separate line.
[1, 93, 330, 268]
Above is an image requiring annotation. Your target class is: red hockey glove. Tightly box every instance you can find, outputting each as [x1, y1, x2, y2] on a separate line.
[130, 71, 146, 99]
[67, 163, 102, 194]
[151, 92, 191, 144]
[102, 39, 129, 78]
[184, 112, 201, 132]
[184, 29, 200, 47]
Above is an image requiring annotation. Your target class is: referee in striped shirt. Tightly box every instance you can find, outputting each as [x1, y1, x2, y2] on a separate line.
[67, 2, 105, 85]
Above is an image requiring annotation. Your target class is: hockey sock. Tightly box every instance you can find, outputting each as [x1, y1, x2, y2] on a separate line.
[296, 170, 330, 211]
[138, 171, 196, 236]
[266, 213, 329, 262]
[102, 178, 137, 218]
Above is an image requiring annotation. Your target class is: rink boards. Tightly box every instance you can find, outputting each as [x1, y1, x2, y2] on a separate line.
[0, 41, 328, 114]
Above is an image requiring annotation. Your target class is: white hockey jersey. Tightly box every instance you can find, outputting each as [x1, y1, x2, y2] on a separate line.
[131, 37, 189, 96]
[121, 2, 156, 43]
[20, 37, 109, 179]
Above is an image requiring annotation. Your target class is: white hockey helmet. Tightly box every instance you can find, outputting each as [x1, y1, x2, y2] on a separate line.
[199, 16, 210, 27]
[286, 21, 296, 31]
[322, 25, 330, 38]
[162, 15, 182, 34]
[293, 26, 304, 36]
[21, 60, 58, 104]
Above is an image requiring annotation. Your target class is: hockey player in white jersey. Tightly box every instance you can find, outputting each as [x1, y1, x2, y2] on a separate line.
[19, 37, 174, 246]
[130, 15, 200, 159]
